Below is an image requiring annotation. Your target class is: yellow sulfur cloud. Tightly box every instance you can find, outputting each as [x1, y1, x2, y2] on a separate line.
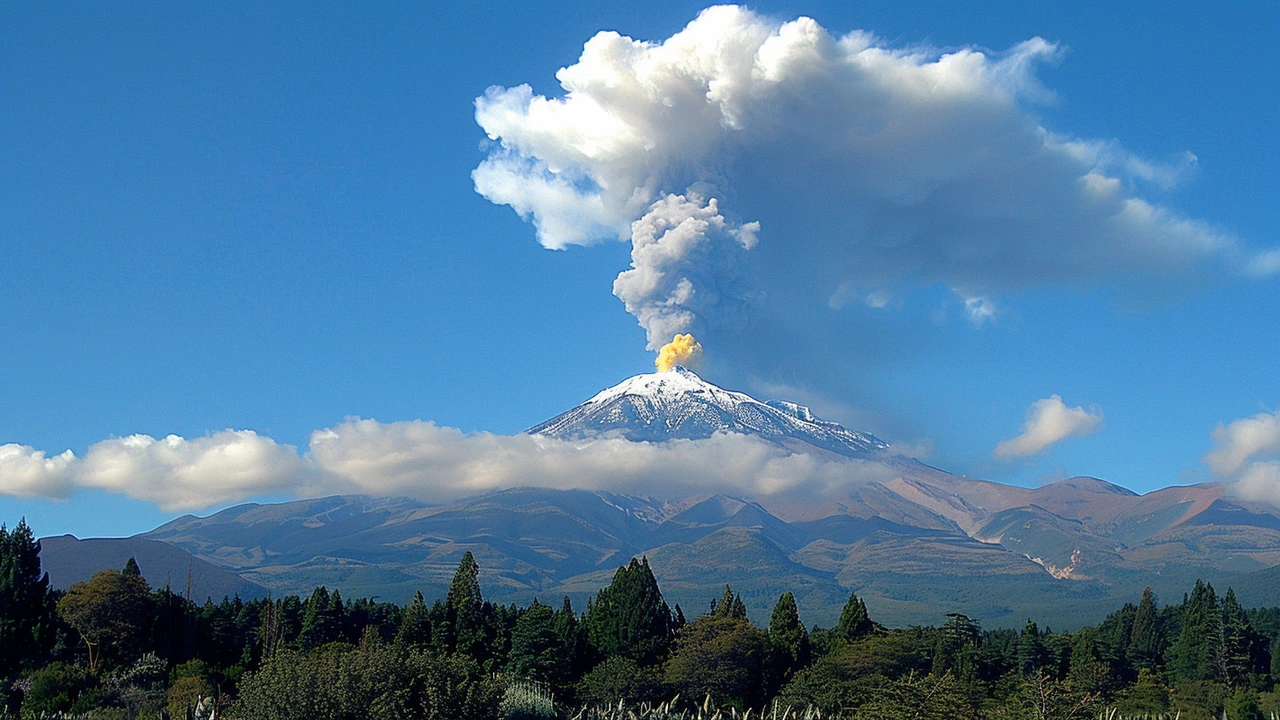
[655, 333, 703, 372]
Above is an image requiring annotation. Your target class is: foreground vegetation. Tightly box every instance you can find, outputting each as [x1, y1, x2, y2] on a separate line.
[6, 519, 1280, 719]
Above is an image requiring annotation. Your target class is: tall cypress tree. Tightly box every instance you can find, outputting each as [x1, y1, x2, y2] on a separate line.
[1017, 619, 1047, 676]
[395, 590, 432, 647]
[445, 551, 486, 659]
[768, 592, 810, 680]
[834, 590, 874, 641]
[583, 556, 673, 666]
[0, 519, 55, 676]
[552, 596, 586, 684]
[1222, 587, 1255, 687]
[299, 586, 340, 650]
[1128, 587, 1161, 670]
[711, 585, 747, 620]
[1168, 580, 1224, 683]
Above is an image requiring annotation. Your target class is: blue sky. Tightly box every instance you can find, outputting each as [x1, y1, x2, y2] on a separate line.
[2, 1, 1277, 537]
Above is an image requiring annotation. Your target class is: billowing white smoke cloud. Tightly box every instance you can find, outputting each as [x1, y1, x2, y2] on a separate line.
[992, 395, 1103, 459]
[0, 422, 897, 510]
[1206, 411, 1280, 504]
[474, 5, 1275, 360]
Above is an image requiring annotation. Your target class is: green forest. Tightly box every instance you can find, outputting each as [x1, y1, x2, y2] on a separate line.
[5, 519, 1280, 720]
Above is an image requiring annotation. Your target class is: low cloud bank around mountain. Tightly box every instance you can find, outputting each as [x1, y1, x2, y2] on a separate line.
[0, 420, 897, 511]
[5, 404, 1280, 511]
[474, 4, 1277, 372]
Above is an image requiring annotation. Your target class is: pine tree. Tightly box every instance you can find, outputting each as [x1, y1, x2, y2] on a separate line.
[122, 556, 142, 577]
[834, 590, 874, 641]
[1222, 587, 1255, 687]
[1018, 619, 1047, 676]
[0, 519, 56, 676]
[445, 551, 486, 659]
[507, 600, 560, 683]
[768, 592, 810, 680]
[1128, 587, 1161, 670]
[299, 586, 341, 650]
[1167, 579, 1225, 683]
[551, 596, 586, 687]
[711, 585, 747, 620]
[395, 590, 432, 647]
[583, 556, 673, 666]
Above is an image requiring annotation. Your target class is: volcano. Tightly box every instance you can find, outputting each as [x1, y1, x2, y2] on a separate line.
[526, 366, 889, 459]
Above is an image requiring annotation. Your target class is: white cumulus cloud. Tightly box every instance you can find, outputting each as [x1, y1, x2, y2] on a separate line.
[474, 5, 1274, 380]
[0, 421, 899, 510]
[1204, 410, 1280, 478]
[309, 417, 893, 501]
[0, 431, 310, 512]
[0, 444, 76, 499]
[993, 395, 1103, 459]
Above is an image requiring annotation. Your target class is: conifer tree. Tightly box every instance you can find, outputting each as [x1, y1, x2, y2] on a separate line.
[768, 592, 810, 680]
[1168, 580, 1225, 683]
[1017, 619, 1047, 676]
[1128, 587, 1161, 670]
[834, 590, 874, 641]
[552, 596, 586, 684]
[1222, 587, 1256, 687]
[507, 600, 560, 683]
[122, 556, 142, 577]
[583, 557, 673, 666]
[395, 590, 432, 647]
[299, 586, 340, 650]
[0, 519, 56, 676]
[711, 584, 747, 620]
[444, 551, 487, 659]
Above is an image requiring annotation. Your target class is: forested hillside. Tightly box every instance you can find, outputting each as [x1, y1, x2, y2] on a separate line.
[6, 518, 1280, 720]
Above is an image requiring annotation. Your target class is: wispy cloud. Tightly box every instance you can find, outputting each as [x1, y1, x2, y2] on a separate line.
[993, 395, 1103, 459]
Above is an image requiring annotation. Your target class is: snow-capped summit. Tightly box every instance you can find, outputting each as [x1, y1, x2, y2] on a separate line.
[527, 366, 888, 459]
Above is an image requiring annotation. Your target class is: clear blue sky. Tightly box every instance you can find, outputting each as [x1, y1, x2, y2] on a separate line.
[2, 1, 1276, 537]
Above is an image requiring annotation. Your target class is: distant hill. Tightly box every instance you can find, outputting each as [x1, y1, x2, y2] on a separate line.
[39, 535, 269, 602]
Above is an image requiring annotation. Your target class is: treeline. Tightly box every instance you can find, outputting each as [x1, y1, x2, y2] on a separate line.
[6, 518, 1280, 719]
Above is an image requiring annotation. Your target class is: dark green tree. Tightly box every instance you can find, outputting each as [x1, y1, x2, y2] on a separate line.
[443, 551, 486, 659]
[298, 586, 342, 650]
[552, 596, 587, 687]
[1221, 587, 1258, 687]
[583, 557, 673, 666]
[711, 584, 747, 620]
[0, 519, 56, 677]
[1128, 587, 1161, 670]
[1167, 580, 1224, 683]
[768, 592, 810, 681]
[506, 600, 560, 683]
[122, 556, 142, 577]
[395, 591, 432, 648]
[1018, 619, 1047, 676]
[834, 590, 873, 641]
